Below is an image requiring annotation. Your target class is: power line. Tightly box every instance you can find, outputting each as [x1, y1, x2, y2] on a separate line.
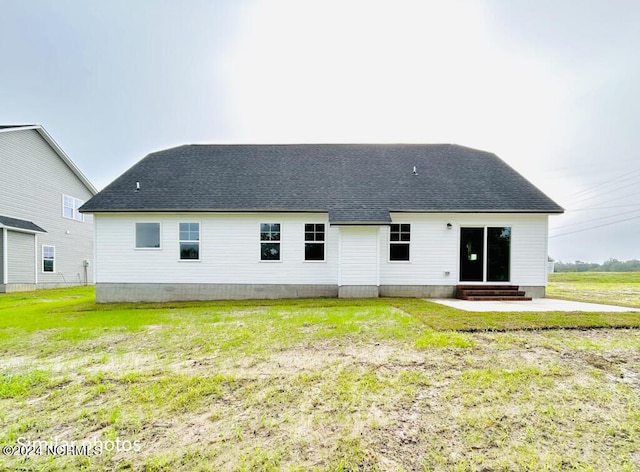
[569, 204, 640, 211]
[545, 160, 640, 176]
[567, 168, 640, 200]
[569, 178, 640, 205]
[570, 182, 640, 205]
[569, 188, 640, 209]
[551, 208, 640, 231]
[550, 214, 640, 238]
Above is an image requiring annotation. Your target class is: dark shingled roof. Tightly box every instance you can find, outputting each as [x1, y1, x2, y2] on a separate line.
[80, 144, 563, 223]
[0, 215, 46, 233]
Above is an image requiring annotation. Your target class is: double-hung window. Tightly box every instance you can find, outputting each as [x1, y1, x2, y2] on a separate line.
[260, 223, 281, 261]
[389, 224, 410, 261]
[304, 224, 325, 261]
[179, 223, 200, 260]
[42, 245, 55, 272]
[62, 194, 84, 222]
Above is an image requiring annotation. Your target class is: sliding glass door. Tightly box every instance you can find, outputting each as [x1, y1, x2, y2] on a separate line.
[460, 227, 511, 282]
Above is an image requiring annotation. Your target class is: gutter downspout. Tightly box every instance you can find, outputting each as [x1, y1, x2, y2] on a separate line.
[337, 228, 342, 287]
[34, 234, 38, 285]
[2, 228, 8, 285]
[375, 226, 380, 288]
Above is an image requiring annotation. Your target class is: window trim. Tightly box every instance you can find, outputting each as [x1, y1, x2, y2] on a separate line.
[42, 245, 55, 273]
[304, 223, 326, 262]
[135, 222, 162, 250]
[389, 223, 411, 262]
[260, 223, 281, 262]
[178, 222, 201, 261]
[62, 194, 85, 222]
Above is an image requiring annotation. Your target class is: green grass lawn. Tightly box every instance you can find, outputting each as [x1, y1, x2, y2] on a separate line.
[548, 272, 640, 308]
[1, 283, 640, 471]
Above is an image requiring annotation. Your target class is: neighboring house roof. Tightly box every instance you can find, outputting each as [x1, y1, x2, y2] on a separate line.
[0, 124, 97, 195]
[0, 125, 38, 129]
[0, 215, 46, 233]
[80, 144, 563, 223]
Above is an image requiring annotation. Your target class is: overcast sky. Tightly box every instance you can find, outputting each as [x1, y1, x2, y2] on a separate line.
[2, 0, 639, 263]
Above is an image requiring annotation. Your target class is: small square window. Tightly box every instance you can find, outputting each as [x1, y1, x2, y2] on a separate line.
[180, 242, 200, 260]
[305, 243, 324, 261]
[261, 223, 280, 241]
[179, 222, 199, 241]
[261, 243, 280, 260]
[389, 244, 410, 261]
[136, 223, 161, 248]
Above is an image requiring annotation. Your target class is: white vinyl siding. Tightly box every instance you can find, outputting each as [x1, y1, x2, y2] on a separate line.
[380, 213, 549, 287]
[509, 217, 549, 286]
[339, 226, 379, 286]
[7, 231, 36, 283]
[95, 213, 337, 284]
[0, 129, 95, 286]
[94, 212, 550, 289]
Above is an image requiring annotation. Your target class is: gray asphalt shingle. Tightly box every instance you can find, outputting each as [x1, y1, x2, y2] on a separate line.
[0, 215, 46, 233]
[80, 144, 563, 222]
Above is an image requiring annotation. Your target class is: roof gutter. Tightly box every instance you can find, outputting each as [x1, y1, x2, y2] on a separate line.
[79, 208, 330, 214]
[81, 207, 564, 215]
[390, 208, 565, 214]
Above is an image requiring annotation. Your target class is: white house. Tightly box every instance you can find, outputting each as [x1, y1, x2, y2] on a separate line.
[0, 125, 96, 292]
[80, 144, 563, 302]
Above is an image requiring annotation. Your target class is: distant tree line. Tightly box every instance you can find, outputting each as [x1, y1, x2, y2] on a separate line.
[552, 258, 640, 272]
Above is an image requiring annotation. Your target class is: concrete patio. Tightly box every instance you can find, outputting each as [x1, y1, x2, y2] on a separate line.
[429, 298, 640, 312]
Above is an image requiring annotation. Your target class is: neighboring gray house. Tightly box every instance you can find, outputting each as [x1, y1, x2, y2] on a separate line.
[81, 144, 563, 302]
[0, 125, 97, 292]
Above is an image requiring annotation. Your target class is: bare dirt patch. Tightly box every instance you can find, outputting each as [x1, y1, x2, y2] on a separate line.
[70, 328, 637, 471]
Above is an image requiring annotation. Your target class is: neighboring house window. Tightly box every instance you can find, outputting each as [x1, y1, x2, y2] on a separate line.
[43, 246, 55, 272]
[389, 224, 410, 261]
[136, 223, 161, 248]
[260, 223, 281, 261]
[62, 194, 85, 222]
[305, 223, 325, 261]
[179, 223, 200, 260]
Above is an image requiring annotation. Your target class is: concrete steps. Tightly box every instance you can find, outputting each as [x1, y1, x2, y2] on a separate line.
[456, 285, 532, 301]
